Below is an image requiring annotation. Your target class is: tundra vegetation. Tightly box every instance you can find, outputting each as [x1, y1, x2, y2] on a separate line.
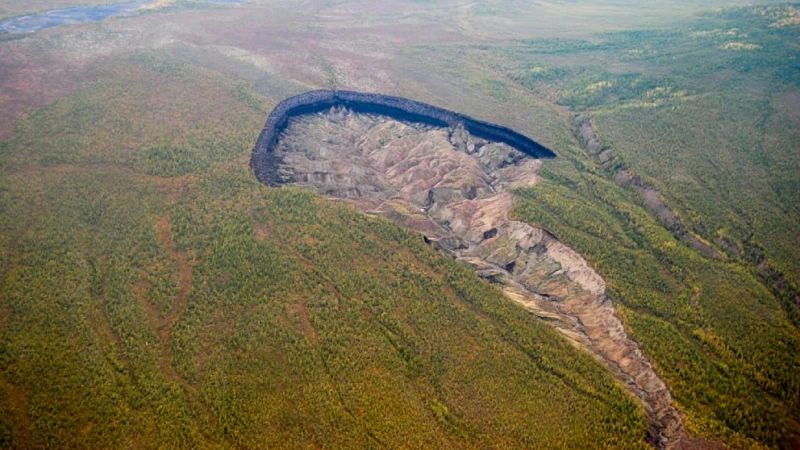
[503, 7, 800, 447]
[0, 48, 649, 450]
[0, 0, 798, 449]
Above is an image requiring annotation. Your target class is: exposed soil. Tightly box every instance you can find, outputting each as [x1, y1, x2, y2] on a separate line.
[0, 307, 9, 335]
[155, 215, 192, 383]
[272, 108, 687, 448]
[574, 115, 721, 261]
[151, 214, 221, 433]
[0, 375, 32, 445]
[291, 295, 318, 341]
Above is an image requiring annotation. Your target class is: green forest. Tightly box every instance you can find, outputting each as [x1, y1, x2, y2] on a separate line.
[502, 5, 800, 448]
[0, 51, 650, 448]
[0, 1, 798, 448]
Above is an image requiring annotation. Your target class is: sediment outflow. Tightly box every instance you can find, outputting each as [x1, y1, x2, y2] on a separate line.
[250, 90, 555, 185]
[256, 107, 688, 449]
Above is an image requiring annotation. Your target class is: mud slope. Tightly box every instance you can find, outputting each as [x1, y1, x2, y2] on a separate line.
[250, 90, 555, 186]
[256, 106, 687, 449]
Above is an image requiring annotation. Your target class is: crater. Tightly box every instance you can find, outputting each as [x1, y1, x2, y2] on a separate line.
[252, 93, 686, 449]
[250, 90, 555, 186]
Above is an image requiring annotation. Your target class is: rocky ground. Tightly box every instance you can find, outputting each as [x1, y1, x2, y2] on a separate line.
[272, 107, 688, 448]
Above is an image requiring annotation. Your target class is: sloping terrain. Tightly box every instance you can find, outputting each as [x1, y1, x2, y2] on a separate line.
[0, 0, 798, 448]
[271, 109, 684, 445]
[0, 51, 650, 449]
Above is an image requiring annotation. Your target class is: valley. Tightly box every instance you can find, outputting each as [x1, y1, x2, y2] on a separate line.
[270, 108, 689, 447]
[0, 0, 797, 448]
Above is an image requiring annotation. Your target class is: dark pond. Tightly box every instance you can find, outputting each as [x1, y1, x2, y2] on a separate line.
[0, 0, 241, 33]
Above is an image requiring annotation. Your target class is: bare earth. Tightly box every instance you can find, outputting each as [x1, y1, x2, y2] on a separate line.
[273, 108, 688, 448]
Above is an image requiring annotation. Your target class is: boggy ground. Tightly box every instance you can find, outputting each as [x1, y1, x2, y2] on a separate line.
[273, 107, 691, 448]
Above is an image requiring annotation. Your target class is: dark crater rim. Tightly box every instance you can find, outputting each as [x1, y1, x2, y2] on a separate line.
[250, 89, 556, 186]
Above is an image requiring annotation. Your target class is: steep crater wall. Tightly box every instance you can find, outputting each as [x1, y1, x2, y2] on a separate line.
[250, 90, 555, 185]
[250, 98, 687, 449]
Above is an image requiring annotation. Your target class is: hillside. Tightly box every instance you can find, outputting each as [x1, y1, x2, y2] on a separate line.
[0, 96, 649, 448]
[0, 0, 798, 448]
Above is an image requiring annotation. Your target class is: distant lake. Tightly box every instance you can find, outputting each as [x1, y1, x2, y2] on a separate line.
[0, 1, 241, 33]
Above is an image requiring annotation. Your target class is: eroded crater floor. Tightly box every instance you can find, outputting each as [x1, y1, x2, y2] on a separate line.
[272, 107, 685, 448]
